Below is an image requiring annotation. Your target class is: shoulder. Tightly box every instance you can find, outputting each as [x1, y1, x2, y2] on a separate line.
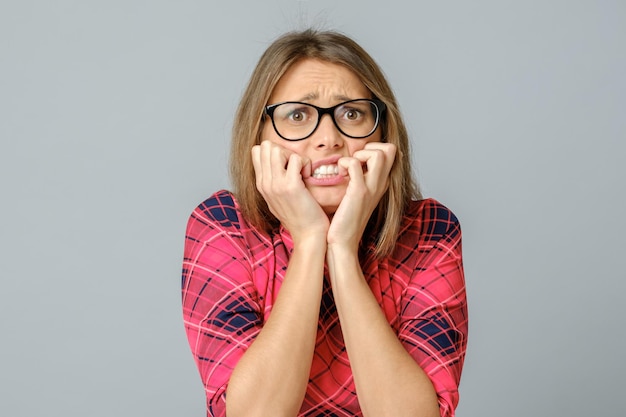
[191, 189, 242, 230]
[401, 198, 462, 243]
[185, 190, 248, 244]
[186, 190, 271, 249]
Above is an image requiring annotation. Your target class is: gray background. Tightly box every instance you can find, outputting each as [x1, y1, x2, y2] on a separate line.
[1, 1, 624, 416]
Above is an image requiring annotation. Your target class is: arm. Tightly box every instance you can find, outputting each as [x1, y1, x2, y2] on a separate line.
[327, 143, 464, 416]
[397, 205, 467, 417]
[328, 205, 467, 417]
[222, 142, 330, 417]
[181, 192, 261, 416]
[327, 246, 441, 417]
[226, 235, 326, 417]
[182, 190, 327, 417]
[326, 142, 436, 416]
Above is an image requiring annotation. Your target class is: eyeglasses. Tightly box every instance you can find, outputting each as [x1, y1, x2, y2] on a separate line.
[264, 98, 386, 141]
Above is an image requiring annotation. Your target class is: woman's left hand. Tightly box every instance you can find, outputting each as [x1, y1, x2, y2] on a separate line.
[327, 142, 397, 250]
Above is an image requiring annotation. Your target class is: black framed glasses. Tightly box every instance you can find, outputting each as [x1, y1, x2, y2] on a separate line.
[264, 98, 386, 141]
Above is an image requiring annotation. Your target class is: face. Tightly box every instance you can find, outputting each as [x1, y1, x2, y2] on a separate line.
[261, 58, 382, 215]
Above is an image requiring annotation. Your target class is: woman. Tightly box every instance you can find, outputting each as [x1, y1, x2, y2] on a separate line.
[182, 29, 468, 417]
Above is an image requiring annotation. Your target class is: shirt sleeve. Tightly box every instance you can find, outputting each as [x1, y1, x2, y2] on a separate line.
[181, 192, 262, 417]
[398, 201, 468, 417]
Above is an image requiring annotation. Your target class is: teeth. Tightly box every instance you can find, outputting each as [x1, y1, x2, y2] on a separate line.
[313, 164, 339, 178]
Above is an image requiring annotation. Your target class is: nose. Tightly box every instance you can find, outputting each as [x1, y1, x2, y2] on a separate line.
[311, 113, 344, 149]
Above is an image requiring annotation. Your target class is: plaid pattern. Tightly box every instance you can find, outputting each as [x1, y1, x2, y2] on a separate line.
[182, 190, 468, 417]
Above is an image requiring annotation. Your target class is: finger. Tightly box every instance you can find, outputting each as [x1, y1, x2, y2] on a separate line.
[352, 149, 386, 179]
[363, 142, 397, 168]
[356, 144, 396, 175]
[285, 153, 307, 180]
[364, 141, 396, 153]
[251, 145, 263, 188]
[351, 152, 393, 192]
[299, 155, 312, 179]
[258, 141, 283, 194]
[251, 145, 261, 171]
[338, 157, 366, 185]
[268, 142, 291, 179]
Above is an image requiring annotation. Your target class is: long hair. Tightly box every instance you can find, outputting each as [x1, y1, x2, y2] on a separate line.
[230, 29, 420, 258]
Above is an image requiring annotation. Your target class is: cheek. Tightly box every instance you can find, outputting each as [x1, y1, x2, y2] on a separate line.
[261, 124, 306, 154]
[349, 130, 383, 153]
[347, 137, 378, 155]
[347, 142, 363, 156]
[369, 128, 383, 143]
[261, 122, 280, 144]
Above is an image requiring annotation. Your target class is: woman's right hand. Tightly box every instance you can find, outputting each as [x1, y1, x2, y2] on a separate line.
[251, 141, 330, 243]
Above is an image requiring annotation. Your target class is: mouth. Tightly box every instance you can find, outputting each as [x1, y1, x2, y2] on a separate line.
[312, 164, 340, 179]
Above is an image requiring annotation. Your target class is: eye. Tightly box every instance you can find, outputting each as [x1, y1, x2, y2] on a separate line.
[280, 105, 314, 124]
[288, 109, 306, 122]
[338, 106, 364, 123]
[345, 109, 361, 120]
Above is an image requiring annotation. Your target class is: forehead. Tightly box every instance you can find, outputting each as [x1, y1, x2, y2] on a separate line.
[269, 58, 370, 103]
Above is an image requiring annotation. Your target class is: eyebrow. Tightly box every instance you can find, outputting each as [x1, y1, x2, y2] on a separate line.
[295, 93, 356, 103]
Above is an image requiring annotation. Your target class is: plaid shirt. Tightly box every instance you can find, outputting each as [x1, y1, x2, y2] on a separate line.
[182, 190, 468, 417]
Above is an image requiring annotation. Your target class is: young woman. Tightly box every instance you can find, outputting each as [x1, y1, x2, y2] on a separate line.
[182, 29, 468, 417]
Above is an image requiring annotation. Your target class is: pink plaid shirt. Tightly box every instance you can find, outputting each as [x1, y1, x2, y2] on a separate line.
[182, 190, 468, 416]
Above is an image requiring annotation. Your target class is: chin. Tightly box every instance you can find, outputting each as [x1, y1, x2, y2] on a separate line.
[310, 186, 345, 216]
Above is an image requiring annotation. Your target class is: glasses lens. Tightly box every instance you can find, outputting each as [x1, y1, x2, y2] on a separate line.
[271, 103, 318, 140]
[270, 100, 381, 140]
[334, 100, 379, 138]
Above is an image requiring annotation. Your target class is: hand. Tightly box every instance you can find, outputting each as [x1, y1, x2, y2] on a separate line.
[327, 142, 397, 251]
[251, 141, 330, 242]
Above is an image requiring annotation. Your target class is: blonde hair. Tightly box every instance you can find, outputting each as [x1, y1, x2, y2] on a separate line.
[230, 29, 421, 258]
